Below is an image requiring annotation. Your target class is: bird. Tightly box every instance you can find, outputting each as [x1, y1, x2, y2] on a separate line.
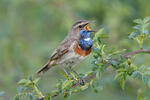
[36, 20, 95, 80]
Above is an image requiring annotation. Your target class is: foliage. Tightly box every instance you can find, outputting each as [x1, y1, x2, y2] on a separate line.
[14, 17, 150, 100]
[1, 0, 150, 100]
[129, 16, 150, 48]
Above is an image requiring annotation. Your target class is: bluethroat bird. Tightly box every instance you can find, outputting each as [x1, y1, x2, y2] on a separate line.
[36, 20, 95, 81]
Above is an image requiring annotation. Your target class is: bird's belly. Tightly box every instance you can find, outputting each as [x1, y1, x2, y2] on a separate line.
[58, 50, 85, 67]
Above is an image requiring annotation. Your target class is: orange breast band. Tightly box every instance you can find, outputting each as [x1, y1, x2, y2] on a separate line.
[74, 42, 92, 56]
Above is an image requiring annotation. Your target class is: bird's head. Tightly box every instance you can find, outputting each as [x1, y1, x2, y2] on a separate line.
[71, 20, 90, 31]
[69, 20, 95, 38]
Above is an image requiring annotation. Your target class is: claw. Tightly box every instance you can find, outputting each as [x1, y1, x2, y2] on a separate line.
[79, 79, 85, 86]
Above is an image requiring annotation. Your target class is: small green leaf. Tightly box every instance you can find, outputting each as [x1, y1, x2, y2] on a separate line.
[111, 60, 118, 66]
[25, 80, 34, 86]
[29, 76, 33, 81]
[18, 79, 28, 85]
[123, 73, 127, 80]
[29, 94, 34, 100]
[134, 19, 143, 24]
[120, 77, 125, 90]
[33, 78, 40, 84]
[142, 74, 148, 84]
[133, 25, 142, 30]
[95, 28, 104, 37]
[117, 68, 126, 72]
[144, 30, 149, 35]
[114, 72, 123, 80]
[45, 93, 52, 100]
[14, 95, 19, 100]
[62, 80, 72, 89]
[132, 71, 139, 78]
[144, 16, 150, 23]
[128, 31, 140, 39]
[17, 86, 22, 93]
[139, 65, 146, 71]
[96, 69, 101, 80]
[98, 34, 108, 38]
[144, 23, 150, 28]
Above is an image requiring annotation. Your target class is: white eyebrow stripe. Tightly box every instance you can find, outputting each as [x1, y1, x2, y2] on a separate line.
[84, 38, 90, 41]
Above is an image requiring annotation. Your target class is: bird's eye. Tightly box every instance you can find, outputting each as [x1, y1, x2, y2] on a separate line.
[79, 25, 82, 28]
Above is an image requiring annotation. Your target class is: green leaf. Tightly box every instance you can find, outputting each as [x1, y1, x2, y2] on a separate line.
[99, 34, 108, 38]
[96, 69, 101, 80]
[144, 23, 150, 28]
[25, 80, 34, 86]
[14, 95, 19, 100]
[132, 71, 139, 78]
[29, 76, 33, 81]
[29, 94, 34, 100]
[128, 31, 140, 39]
[133, 25, 142, 30]
[92, 85, 103, 93]
[17, 86, 22, 93]
[95, 28, 104, 37]
[117, 68, 126, 72]
[142, 74, 148, 84]
[62, 80, 72, 89]
[134, 19, 143, 24]
[18, 79, 28, 85]
[139, 65, 146, 71]
[45, 93, 52, 100]
[144, 16, 150, 23]
[111, 60, 118, 66]
[114, 72, 123, 80]
[120, 77, 125, 90]
[123, 73, 127, 80]
[144, 30, 149, 35]
[33, 78, 40, 84]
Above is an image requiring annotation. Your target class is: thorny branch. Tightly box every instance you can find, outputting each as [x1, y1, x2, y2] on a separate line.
[38, 49, 150, 100]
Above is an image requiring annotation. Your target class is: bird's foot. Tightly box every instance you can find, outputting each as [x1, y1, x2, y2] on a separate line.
[79, 78, 85, 86]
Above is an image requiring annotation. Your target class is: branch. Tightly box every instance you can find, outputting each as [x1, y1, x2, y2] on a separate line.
[106, 49, 150, 66]
[122, 49, 150, 58]
[38, 49, 150, 100]
[72, 49, 150, 87]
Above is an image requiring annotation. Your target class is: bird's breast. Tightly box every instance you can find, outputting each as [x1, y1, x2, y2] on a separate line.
[74, 41, 92, 56]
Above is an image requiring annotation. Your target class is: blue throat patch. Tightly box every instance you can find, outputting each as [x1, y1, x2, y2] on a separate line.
[79, 29, 93, 51]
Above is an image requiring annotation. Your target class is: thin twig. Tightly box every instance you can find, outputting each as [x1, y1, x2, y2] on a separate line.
[38, 49, 150, 100]
[72, 49, 150, 87]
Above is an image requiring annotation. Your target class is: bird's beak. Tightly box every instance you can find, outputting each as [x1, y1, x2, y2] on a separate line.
[84, 24, 90, 31]
[84, 23, 96, 32]
[87, 30, 96, 32]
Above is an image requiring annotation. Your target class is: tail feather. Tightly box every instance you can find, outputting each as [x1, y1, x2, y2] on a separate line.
[36, 62, 52, 75]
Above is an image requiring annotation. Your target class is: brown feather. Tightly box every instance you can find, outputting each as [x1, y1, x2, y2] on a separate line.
[36, 20, 89, 75]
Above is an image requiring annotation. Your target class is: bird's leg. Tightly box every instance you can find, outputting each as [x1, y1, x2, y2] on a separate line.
[62, 67, 74, 80]
[69, 66, 85, 85]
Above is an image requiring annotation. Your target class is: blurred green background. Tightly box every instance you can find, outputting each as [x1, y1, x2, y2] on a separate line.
[0, 0, 150, 100]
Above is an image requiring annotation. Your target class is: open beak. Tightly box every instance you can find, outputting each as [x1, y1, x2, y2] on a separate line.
[83, 24, 96, 32]
[85, 25, 90, 31]
[87, 30, 96, 32]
